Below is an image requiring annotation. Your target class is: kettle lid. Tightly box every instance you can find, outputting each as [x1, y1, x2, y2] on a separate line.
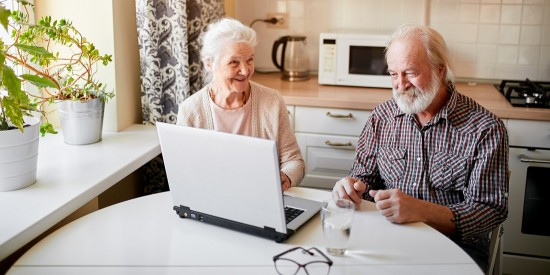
[284, 35, 307, 41]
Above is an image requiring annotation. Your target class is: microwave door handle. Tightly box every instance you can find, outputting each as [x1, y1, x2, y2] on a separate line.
[519, 154, 550, 164]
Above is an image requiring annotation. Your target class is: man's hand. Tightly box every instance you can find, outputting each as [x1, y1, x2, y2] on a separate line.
[332, 177, 367, 207]
[368, 189, 456, 236]
[369, 189, 423, 223]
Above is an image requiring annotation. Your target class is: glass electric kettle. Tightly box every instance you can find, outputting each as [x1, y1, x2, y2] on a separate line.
[271, 35, 310, 81]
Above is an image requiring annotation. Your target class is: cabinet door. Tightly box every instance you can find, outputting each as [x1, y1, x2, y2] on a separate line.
[295, 106, 371, 136]
[296, 133, 357, 190]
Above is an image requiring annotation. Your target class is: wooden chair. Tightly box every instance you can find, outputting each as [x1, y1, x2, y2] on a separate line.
[487, 223, 504, 275]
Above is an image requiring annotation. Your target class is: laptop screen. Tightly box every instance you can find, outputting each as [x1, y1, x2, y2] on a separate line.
[157, 123, 288, 233]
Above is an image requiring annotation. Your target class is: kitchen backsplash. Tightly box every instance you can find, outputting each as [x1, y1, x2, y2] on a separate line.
[232, 0, 550, 82]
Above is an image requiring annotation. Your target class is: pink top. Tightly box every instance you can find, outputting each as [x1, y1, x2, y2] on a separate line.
[209, 93, 252, 136]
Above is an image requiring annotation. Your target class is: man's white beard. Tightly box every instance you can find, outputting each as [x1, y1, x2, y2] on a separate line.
[393, 74, 442, 115]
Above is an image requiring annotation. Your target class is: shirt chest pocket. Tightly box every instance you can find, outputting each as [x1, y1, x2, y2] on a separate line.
[377, 147, 406, 185]
[429, 152, 468, 191]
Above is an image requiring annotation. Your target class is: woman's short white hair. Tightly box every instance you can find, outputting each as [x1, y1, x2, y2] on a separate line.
[200, 18, 257, 81]
[386, 24, 454, 83]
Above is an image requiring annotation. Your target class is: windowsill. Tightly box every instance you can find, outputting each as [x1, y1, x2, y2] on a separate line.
[0, 124, 160, 263]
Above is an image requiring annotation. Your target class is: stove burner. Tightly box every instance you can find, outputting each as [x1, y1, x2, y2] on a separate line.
[496, 78, 550, 108]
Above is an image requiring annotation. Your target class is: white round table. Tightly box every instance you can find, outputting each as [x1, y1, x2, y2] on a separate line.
[8, 187, 482, 275]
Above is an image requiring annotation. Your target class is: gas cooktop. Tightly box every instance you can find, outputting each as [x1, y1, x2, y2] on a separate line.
[496, 79, 550, 109]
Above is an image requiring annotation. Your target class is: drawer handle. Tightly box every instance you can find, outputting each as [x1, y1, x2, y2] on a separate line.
[325, 140, 353, 147]
[519, 154, 550, 164]
[326, 112, 353, 118]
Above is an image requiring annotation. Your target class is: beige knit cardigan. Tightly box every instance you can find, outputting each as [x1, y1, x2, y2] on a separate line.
[176, 81, 305, 186]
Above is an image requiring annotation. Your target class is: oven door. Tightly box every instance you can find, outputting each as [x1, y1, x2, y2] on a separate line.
[505, 147, 550, 258]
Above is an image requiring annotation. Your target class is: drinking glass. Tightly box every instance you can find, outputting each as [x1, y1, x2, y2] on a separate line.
[321, 199, 355, 256]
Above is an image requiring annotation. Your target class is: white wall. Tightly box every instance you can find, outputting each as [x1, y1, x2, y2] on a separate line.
[233, 0, 550, 82]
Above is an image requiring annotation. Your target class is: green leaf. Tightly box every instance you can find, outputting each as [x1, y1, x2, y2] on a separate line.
[2, 66, 28, 131]
[13, 44, 55, 58]
[0, 5, 11, 31]
[22, 74, 58, 88]
[2, 97, 25, 131]
[40, 122, 57, 136]
[3, 66, 26, 101]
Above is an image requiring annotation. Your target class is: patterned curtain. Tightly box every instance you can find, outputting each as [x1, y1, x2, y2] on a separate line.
[136, 0, 224, 194]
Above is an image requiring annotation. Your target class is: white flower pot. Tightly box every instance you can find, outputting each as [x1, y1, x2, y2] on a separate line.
[0, 116, 40, 191]
[58, 98, 105, 145]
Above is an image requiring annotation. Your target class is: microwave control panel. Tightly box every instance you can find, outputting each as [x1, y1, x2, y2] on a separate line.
[318, 33, 337, 85]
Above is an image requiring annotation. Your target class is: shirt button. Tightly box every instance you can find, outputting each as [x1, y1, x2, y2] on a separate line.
[412, 182, 417, 186]
[416, 157, 421, 161]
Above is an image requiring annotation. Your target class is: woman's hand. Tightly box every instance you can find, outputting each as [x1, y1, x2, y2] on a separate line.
[281, 171, 291, 191]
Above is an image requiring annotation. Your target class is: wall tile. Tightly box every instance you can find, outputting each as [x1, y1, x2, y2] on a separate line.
[516, 65, 540, 79]
[540, 46, 550, 66]
[233, 0, 544, 80]
[497, 45, 519, 64]
[478, 24, 500, 43]
[522, 5, 544, 24]
[480, 4, 501, 23]
[475, 64, 497, 79]
[432, 2, 460, 22]
[460, 4, 480, 22]
[543, 25, 550, 45]
[287, 0, 305, 18]
[453, 43, 478, 63]
[499, 25, 521, 44]
[518, 46, 540, 64]
[538, 66, 550, 80]
[454, 62, 478, 78]
[520, 25, 542, 45]
[500, 5, 522, 24]
[495, 64, 518, 79]
[477, 44, 498, 63]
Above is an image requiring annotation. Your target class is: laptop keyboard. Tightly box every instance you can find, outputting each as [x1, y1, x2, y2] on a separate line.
[284, 206, 304, 224]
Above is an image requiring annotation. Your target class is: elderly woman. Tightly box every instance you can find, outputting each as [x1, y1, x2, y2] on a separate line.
[177, 18, 304, 190]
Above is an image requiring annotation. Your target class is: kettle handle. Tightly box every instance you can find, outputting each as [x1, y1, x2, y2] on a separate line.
[272, 36, 289, 71]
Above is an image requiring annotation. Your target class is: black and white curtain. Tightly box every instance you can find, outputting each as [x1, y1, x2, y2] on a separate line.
[136, 0, 224, 194]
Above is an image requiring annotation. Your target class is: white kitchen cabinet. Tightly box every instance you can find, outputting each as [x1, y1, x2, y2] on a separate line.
[506, 119, 550, 148]
[294, 106, 371, 190]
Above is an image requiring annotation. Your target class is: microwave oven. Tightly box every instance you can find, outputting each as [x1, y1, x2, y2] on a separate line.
[318, 32, 392, 88]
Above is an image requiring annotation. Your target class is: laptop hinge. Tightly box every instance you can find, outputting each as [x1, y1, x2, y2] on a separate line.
[173, 205, 292, 242]
[265, 226, 294, 243]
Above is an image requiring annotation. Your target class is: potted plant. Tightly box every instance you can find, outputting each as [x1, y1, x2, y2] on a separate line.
[0, 1, 113, 191]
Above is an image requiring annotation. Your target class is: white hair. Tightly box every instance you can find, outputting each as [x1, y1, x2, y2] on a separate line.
[200, 18, 257, 82]
[386, 24, 454, 83]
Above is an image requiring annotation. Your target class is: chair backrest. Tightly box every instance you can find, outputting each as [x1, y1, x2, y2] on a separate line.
[486, 224, 504, 275]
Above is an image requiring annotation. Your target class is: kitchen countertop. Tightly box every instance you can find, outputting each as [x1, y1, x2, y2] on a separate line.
[252, 73, 550, 121]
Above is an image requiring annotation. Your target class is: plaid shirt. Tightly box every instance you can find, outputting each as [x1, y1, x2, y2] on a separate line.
[350, 83, 509, 241]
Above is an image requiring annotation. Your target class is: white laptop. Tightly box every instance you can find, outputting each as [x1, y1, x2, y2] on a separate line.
[156, 122, 323, 242]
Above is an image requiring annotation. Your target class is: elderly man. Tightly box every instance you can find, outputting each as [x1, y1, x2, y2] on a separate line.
[332, 24, 509, 272]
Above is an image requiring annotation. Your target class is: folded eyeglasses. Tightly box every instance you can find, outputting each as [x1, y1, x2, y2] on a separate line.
[273, 246, 333, 275]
